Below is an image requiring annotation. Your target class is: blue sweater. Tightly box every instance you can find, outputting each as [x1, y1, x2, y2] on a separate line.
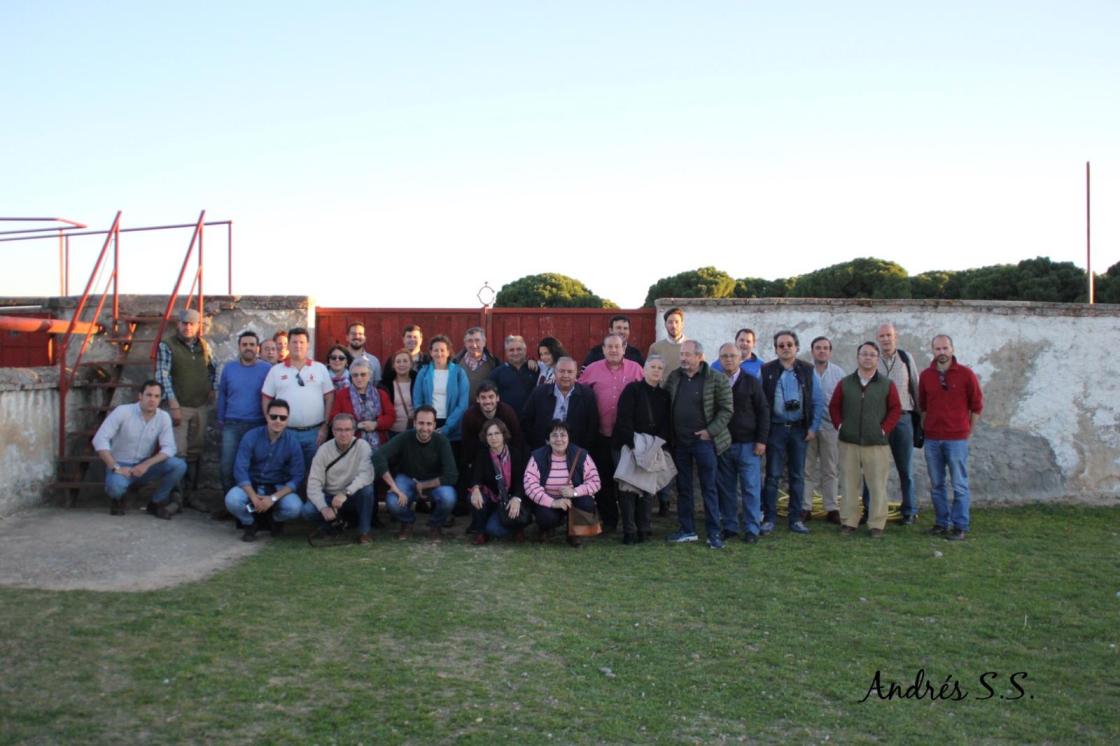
[413, 362, 470, 440]
[217, 360, 272, 423]
[234, 426, 305, 492]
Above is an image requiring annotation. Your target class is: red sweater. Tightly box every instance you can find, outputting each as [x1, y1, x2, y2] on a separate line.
[329, 385, 396, 444]
[918, 358, 983, 440]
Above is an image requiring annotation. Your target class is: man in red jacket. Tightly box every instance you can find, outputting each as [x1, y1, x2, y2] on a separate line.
[918, 335, 983, 541]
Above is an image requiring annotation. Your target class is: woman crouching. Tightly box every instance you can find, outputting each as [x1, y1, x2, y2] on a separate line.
[523, 420, 601, 548]
[468, 418, 530, 545]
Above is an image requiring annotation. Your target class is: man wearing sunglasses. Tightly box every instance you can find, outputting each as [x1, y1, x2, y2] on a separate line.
[225, 399, 305, 541]
[261, 327, 335, 483]
[918, 335, 983, 542]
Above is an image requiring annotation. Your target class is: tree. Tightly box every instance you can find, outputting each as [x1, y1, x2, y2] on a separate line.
[495, 273, 616, 308]
[958, 258, 1085, 302]
[910, 271, 958, 299]
[732, 277, 771, 298]
[789, 257, 911, 299]
[643, 266, 735, 307]
[1096, 261, 1120, 304]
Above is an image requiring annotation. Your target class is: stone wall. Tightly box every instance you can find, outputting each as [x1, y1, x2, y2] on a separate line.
[655, 298, 1120, 501]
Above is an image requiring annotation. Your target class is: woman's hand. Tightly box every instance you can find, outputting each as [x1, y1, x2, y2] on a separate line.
[469, 488, 484, 510]
[506, 497, 521, 519]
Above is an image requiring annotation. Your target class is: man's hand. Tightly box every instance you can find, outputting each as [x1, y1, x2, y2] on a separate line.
[320, 506, 337, 522]
[805, 431, 817, 442]
[169, 401, 182, 426]
[131, 462, 150, 478]
[251, 494, 272, 513]
[754, 443, 766, 457]
[330, 494, 347, 510]
[695, 429, 711, 441]
[316, 428, 328, 446]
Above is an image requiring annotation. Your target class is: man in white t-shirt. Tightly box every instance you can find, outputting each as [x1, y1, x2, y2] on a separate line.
[261, 327, 334, 483]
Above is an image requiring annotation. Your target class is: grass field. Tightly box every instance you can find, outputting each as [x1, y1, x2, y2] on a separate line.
[1, 503, 1117, 744]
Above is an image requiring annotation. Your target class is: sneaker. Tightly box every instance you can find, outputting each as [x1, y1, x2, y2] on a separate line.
[870, 528, 885, 539]
[790, 521, 810, 534]
[708, 535, 725, 550]
[146, 501, 174, 520]
[743, 533, 759, 545]
[946, 529, 967, 541]
[665, 531, 699, 543]
[760, 521, 775, 536]
[242, 523, 259, 542]
[720, 529, 738, 541]
[397, 524, 413, 540]
[826, 510, 841, 525]
[900, 515, 917, 526]
[928, 525, 949, 536]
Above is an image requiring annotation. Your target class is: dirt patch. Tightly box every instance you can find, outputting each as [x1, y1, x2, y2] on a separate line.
[0, 506, 261, 592]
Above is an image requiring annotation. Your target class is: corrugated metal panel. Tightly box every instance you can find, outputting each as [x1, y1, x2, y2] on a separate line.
[0, 310, 53, 367]
[315, 307, 658, 365]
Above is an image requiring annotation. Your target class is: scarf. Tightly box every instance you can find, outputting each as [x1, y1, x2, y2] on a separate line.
[348, 384, 383, 450]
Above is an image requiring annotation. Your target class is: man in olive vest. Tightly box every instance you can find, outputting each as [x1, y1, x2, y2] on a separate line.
[828, 342, 902, 538]
[156, 308, 217, 509]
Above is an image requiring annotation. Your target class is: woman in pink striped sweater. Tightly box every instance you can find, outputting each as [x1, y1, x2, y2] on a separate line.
[523, 420, 601, 547]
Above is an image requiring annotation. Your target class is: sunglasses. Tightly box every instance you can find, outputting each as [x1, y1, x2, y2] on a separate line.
[295, 371, 305, 387]
[329, 355, 347, 361]
[268, 413, 289, 421]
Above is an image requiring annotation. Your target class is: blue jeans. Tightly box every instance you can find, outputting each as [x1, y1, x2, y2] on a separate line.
[219, 420, 260, 494]
[225, 486, 304, 527]
[386, 474, 457, 528]
[673, 440, 720, 537]
[718, 443, 763, 536]
[299, 484, 376, 534]
[105, 457, 187, 503]
[862, 413, 917, 517]
[925, 439, 970, 531]
[762, 422, 808, 527]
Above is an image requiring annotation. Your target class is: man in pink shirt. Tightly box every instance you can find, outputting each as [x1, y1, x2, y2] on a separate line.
[579, 333, 644, 535]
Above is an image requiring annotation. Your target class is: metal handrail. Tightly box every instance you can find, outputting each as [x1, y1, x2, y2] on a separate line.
[151, 210, 206, 361]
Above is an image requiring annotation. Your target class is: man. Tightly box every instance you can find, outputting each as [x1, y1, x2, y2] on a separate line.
[259, 338, 279, 365]
[804, 336, 846, 524]
[454, 326, 499, 402]
[830, 342, 902, 538]
[403, 324, 430, 372]
[919, 335, 984, 541]
[579, 333, 644, 533]
[714, 343, 770, 544]
[346, 322, 382, 383]
[581, 315, 645, 368]
[522, 356, 600, 450]
[225, 399, 305, 541]
[870, 322, 922, 525]
[260, 327, 334, 481]
[711, 328, 764, 380]
[489, 335, 538, 415]
[647, 307, 686, 376]
[216, 331, 272, 503]
[373, 406, 459, 541]
[461, 380, 523, 474]
[664, 340, 733, 548]
[155, 307, 216, 508]
[273, 330, 289, 362]
[93, 380, 187, 518]
[760, 331, 825, 535]
[302, 413, 377, 544]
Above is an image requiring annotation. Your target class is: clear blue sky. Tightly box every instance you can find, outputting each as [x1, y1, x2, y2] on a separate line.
[3, 1, 1117, 307]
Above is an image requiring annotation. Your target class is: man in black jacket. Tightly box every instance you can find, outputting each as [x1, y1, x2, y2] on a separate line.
[521, 357, 599, 450]
[759, 331, 825, 535]
[714, 343, 770, 544]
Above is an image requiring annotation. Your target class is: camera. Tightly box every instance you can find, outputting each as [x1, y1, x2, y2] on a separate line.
[783, 399, 801, 412]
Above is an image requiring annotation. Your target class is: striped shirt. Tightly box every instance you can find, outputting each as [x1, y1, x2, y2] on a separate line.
[523, 452, 601, 508]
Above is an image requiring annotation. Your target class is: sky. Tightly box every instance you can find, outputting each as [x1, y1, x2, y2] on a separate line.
[2, 1, 1118, 308]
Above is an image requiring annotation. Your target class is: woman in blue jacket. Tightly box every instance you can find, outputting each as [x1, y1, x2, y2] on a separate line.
[413, 335, 469, 442]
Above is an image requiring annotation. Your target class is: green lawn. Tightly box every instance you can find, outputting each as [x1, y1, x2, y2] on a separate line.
[1, 504, 1117, 744]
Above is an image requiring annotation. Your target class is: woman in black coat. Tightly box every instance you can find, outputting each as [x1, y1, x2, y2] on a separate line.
[468, 418, 530, 544]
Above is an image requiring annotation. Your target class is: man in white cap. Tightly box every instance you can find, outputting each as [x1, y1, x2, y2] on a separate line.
[155, 307, 216, 510]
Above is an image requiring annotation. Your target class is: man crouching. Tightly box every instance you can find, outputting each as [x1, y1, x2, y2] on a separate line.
[302, 413, 376, 544]
[225, 399, 305, 541]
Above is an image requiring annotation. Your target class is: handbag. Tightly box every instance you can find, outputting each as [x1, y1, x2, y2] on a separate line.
[898, 350, 924, 449]
[564, 449, 602, 537]
[494, 463, 532, 529]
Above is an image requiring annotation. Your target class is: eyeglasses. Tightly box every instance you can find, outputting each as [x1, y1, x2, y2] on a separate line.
[329, 355, 347, 361]
[268, 413, 289, 421]
[777, 343, 796, 349]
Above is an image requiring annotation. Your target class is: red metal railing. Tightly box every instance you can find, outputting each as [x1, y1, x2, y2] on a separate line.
[151, 210, 207, 361]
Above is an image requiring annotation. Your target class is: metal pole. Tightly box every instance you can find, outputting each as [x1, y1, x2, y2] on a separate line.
[112, 222, 120, 322]
[227, 221, 233, 295]
[58, 229, 64, 295]
[64, 235, 70, 295]
[198, 219, 205, 319]
[1087, 161, 1094, 304]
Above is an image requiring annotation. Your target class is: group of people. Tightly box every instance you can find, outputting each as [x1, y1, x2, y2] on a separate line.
[92, 307, 983, 549]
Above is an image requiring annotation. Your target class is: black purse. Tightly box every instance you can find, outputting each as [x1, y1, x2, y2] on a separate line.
[494, 468, 533, 529]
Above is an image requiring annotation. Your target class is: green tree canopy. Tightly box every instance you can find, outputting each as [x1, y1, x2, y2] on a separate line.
[789, 257, 911, 299]
[1095, 261, 1120, 304]
[910, 270, 956, 299]
[643, 266, 735, 307]
[495, 273, 616, 308]
[958, 258, 1086, 302]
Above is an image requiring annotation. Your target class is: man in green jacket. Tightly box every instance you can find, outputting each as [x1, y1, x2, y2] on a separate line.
[663, 340, 733, 548]
[828, 342, 902, 538]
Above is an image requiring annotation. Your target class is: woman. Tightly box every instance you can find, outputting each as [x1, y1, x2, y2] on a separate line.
[523, 420, 601, 547]
[468, 418, 530, 545]
[536, 336, 567, 385]
[413, 335, 469, 441]
[613, 355, 674, 544]
[380, 349, 417, 435]
[329, 358, 395, 448]
[326, 344, 353, 390]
